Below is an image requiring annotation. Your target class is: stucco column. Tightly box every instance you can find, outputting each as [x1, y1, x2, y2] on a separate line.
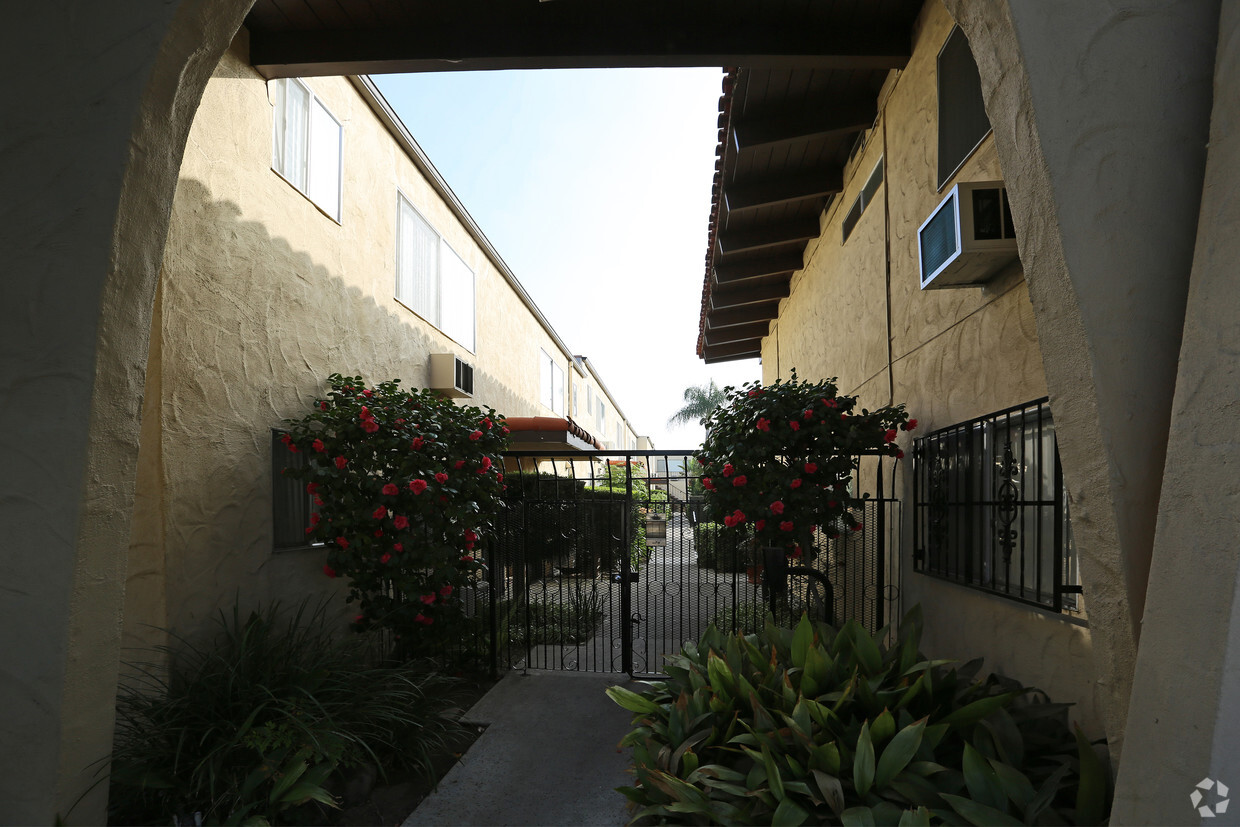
[944, 0, 1218, 764]
[0, 1, 248, 823]
[1113, 5, 1240, 823]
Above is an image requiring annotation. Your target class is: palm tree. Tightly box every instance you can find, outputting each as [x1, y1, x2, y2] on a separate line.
[667, 381, 726, 429]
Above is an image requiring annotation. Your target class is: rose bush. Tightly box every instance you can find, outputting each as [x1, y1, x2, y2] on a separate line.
[697, 371, 913, 555]
[281, 373, 509, 650]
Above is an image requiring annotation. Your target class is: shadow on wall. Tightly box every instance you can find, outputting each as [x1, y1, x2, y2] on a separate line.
[124, 177, 549, 650]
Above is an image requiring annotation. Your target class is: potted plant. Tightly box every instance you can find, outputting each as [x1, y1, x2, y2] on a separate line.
[696, 371, 914, 596]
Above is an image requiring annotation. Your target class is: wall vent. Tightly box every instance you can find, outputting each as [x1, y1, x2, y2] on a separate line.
[429, 353, 474, 398]
[918, 181, 1018, 289]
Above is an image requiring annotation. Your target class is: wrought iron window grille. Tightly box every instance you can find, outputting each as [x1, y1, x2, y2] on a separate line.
[912, 399, 1084, 617]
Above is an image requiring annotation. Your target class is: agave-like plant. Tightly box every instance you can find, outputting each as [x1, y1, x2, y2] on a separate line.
[608, 608, 1109, 826]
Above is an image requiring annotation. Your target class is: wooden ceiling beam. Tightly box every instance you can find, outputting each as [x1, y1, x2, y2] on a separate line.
[703, 321, 770, 346]
[247, 13, 913, 78]
[714, 251, 805, 284]
[710, 280, 790, 311]
[723, 167, 844, 213]
[706, 301, 781, 328]
[702, 340, 763, 363]
[717, 217, 820, 256]
[732, 99, 878, 152]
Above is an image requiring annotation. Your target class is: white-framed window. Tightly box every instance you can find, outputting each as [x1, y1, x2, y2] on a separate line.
[540, 349, 565, 414]
[616, 423, 623, 449]
[396, 192, 476, 351]
[271, 78, 342, 221]
[598, 399, 606, 427]
[572, 379, 579, 417]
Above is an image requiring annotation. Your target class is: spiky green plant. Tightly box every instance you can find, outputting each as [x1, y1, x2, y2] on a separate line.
[608, 608, 1109, 825]
[108, 599, 466, 825]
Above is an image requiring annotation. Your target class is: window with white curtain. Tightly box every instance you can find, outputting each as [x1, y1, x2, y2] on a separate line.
[540, 349, 565, 414]
[272, 78, 342, 221]
[396, 192, 476, 351]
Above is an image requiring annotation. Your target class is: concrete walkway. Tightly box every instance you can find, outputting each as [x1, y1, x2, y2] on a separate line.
[404, 670, 643, 827]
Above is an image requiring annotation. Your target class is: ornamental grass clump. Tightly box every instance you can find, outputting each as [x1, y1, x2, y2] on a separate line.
[608, 608, 1110, 826]
[281, 374, 509, 649]
[697, 371, 913, 557]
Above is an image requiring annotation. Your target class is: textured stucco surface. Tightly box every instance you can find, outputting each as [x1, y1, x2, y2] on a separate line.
[1115, 5, 1240, 822]
[946, 0, 1218, 770]
[0, 1, 249, 822]
[127, 36, 639, 642]
[762, 1, 1095, 734]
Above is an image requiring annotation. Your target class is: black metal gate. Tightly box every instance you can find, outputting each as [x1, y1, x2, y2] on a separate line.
[485, 450, 900, 678]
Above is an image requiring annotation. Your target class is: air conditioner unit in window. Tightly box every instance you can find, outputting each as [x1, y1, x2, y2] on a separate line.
[918, 181, 1019, 289]
[429, 353, 474, 398]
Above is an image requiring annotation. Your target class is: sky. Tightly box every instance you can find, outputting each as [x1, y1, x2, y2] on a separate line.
[371, 69, 759, 452]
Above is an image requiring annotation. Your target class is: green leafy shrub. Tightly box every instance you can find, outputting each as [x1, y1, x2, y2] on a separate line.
[109, 600, 466, 826]
[498, 588, 605, 649]
[694, 521, 751, 572]
[281, 374, 508, 649]
[698, 371, 912, 555]
[608, 608, 1109, 826]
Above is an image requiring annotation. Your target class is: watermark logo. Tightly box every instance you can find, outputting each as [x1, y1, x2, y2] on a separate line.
[1192, 778, 1230, 818]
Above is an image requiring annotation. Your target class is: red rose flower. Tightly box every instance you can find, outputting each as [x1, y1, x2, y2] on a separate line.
[481, 418, 493, 429]
[393, 543, 403, 552]
[374, 529, 384, 537]
[362, 420, 380, 433]
[722, 463, 734, 477]
[803, 409, 814, 420]
[334, 455, 347, 470]
[439, 584, 454, 597]
[496, 473, 504, 483]
[417, 614, 434, 626]
[310, 513, 320, 525]
[380, 553, 392, 564]
[313, 496, 324, 506]
[306, 482, 319, 494]
[791, 546, 803, 558]
[372, 505, 387, 520]
[790, 421, 800, 431]
[804, 462, 818, 474]
[723, 514, 737, 528]
[731, 509, 746, 524]
[409, 478, 428, 495]
[896, 450, 905, 459]
[461, 555, 475, 562]
[469, 429, 483, 441]
[464, 529, 478, 543]
[702, 477, 715, 491]
[382, 483, 399, 496]
[320, 401, 329, 411]
[435, 472, 449, 484]
[885, 429, 898, 443]
[754, 519, 766, 532]
[502, 426, 510, 435]
[312, 439, 325, 453]
[362, 389, 373, 397]
[732, 475, 748, 487]
[903, 418, 918, 431]
[395, 418, 406, 425]
[411, 437, 425, 450]
[770, 501, 785, 515]
[323, 564, 337, 578]
[335, 536, 349, 548]
[394, 515, 409, 530]
[280, 433, 293, 447]
[454, 459, 466, 469]
[420, 593, 436, 605]
[756, 417, 771, 432]
[780, 521, 794, 532]
[481, 456, 492, 470]
[790, 478, 803, 489]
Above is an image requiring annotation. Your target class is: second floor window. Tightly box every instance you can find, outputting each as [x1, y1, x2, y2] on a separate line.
[272, 78, 342, 221]
[912, 398, 1083, 616]
[540, 349, 564, 414]
[396, 193, 476, 351]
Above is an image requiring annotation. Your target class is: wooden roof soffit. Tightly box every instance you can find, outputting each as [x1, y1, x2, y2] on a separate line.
[713, 251, 805, 285]
[716, 217, 822, 256]
[703, 320, 770, 347]
[709, 280, 791, 311]
[723, 167, 844, 213]
[705, 301, 781, 329]
[703, 339, 763, 363]
[246, 8, 914, 78]
[731, 98, 878, 153]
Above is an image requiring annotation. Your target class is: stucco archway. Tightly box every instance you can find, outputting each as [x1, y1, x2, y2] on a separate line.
[0, 1, 251, 822]
[944, 0, 1218, 770]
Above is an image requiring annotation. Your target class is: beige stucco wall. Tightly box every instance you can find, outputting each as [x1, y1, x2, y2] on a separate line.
[125, 32, 638, 642]
[762, 1, 1099, 736]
